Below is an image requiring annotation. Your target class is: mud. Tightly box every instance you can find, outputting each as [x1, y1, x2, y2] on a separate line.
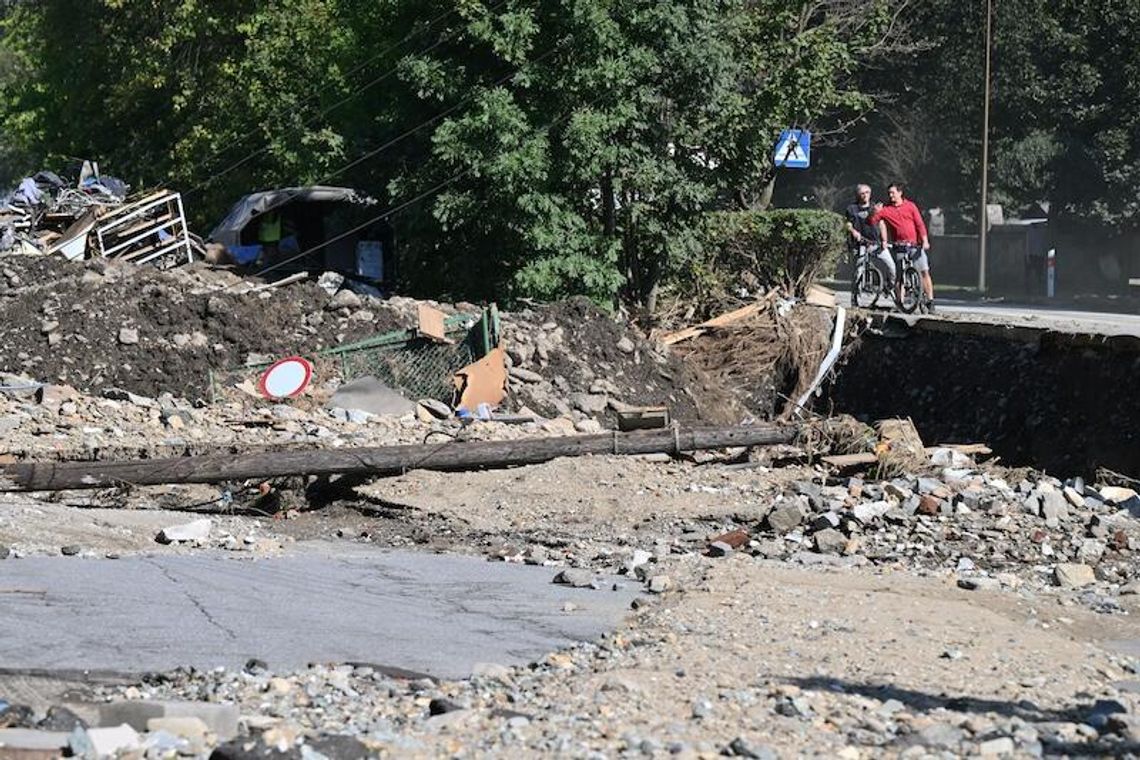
[828, 317, 1140, 478]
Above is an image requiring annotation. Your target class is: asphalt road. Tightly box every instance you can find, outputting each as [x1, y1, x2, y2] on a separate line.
[0, 544, 639, 679]
[834, 291, 1140, 337]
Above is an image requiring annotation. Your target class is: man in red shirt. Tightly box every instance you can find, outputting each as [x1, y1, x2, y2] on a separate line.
[872, 183, 935, 311]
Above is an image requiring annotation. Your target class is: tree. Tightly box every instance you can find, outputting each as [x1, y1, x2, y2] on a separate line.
[0, 0, 892, 310]
[388, 0, 892, 310]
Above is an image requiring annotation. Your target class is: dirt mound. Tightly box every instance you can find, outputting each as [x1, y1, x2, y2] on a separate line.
[502, 297, 742, 424]
[0, 256, 400, 399]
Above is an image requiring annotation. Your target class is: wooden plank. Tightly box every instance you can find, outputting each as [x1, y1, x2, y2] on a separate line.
[822, 443, 993, 468]
[661, 302, 765, 346]
[805, 284, 837, 307]
[617, 406, 670, 431]
[417, 304, 452, 343]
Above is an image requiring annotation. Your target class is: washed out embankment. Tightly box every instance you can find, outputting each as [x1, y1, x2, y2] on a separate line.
[828, 316, 1140, 478]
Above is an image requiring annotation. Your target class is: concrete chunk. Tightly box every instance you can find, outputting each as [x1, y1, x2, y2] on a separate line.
[766, 500, 806, 533]
[1054, 563, 1096, 588]
[99, 700, 238, 740]
[70, 724, 141, 758]
[0, 728, 70, 751]
[155, 518, 212, 545]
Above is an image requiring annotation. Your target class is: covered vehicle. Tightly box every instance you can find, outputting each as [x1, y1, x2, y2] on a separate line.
[208, 186, 395, 287]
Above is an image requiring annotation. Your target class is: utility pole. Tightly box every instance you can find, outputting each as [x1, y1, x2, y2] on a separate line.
[978, 0, 993, 292]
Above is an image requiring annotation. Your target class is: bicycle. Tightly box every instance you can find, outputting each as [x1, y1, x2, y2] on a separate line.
[850, 243, 890, 308]
[888, 242, 928, 314]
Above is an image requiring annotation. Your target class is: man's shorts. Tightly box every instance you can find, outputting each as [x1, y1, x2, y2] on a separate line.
[912, 251, 930, 273]
[895, 244, 929, 273]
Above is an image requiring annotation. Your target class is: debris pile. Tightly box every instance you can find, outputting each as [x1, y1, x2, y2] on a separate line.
[0, 256, 395, 399]
[502, 297, 734, 426]
[0, 161, 203, 269]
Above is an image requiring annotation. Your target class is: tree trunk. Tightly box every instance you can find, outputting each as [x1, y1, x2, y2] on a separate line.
[0, 424, 800, 492]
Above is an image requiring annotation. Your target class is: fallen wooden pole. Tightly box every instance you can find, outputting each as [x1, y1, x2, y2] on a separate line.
[0, 424, 799, 492]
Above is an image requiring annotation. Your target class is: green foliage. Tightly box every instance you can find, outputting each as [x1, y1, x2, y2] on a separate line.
[784, 0, 1140, 239]
[687, 209, 845, 299]
[0, 0, 888, 309]
[391, 0, 890, 308]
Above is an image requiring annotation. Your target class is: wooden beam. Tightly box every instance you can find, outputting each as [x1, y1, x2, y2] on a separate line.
[0, 424, 800, 492]
[821, 443, 993, 468]
[660, 302, 765, 346]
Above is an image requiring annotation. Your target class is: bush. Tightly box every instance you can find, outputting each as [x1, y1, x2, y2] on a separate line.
[680, 209, 846, 300]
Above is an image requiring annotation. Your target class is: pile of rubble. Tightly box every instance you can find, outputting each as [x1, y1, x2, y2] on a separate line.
[501, 298, 713, 425]
[0, 162, 200, 269]
[0, 256, 752, 430]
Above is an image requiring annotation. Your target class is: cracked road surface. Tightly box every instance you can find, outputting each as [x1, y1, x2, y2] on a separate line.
[0, 543, 638, 679]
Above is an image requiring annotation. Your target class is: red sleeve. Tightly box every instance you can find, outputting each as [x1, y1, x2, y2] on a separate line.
[909, 202, 928, 240]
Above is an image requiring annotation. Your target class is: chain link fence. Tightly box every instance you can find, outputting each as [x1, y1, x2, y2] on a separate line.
[209, 306, 500, 405]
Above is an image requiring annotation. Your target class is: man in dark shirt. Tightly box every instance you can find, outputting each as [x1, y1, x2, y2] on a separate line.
[845, 183, 894, 289]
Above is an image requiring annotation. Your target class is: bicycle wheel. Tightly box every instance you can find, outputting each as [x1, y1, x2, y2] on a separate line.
[896, 267, 922, 313]
[853, 265, 883, 308]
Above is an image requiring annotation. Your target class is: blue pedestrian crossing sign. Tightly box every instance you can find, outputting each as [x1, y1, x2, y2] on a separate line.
[774, 129, 811, 169]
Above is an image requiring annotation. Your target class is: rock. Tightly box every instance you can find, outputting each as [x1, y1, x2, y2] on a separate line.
[70, 724, 141, 758]
[146, 716, 209, 747]
[1040, 490, 1069, 523]
[708, 541, 734, 557]
[102, 387, 157, 408]
[624, 549, 653, 574]
[471, 662, 513, 681]
[509, 366, 544, 384]
[957, 577, 1002, 591]
[428, 697, 464, 716]
[574, 418, 603, 434]
[647, 575, 673, 594]
[1119, 580, 1140, 595]
[0, 728, 70, 752]
[416, 398, 452, 420]
[1054, 563, 1096, 588]
[540, 417, 577, 436]
[918, 723, 965, 749]
[930, 447, 970, 467]
[117, 327, 139, 345]
[853, 500, 891, 524]
[766, 500, 806, 533]
[37, 707, 85, 732]
[1063, 486, 1085, 508]
[328, 289, 362, 311]
[877, 699, 905, 717]
[99, 700, 239, 740]
[211, 736, 302, 759]
[553, 568, 597, 588]
[616, 336, 636, 354]
[155, 518, 212, 545]
[1100, 486, 1138, 505]
[726, 737, 776, 759]
[917, 494, 941, 515]
[0, 703, 35, 728]
[60, 545, 81, 556]
[978, 736, 1015, 756]
[1077, 539, 1106, 564]
[813, 528, 847, 555]
[308, 735, 372, 759]
[569, 391, 607, 414]
[36, 383, 75, 409]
